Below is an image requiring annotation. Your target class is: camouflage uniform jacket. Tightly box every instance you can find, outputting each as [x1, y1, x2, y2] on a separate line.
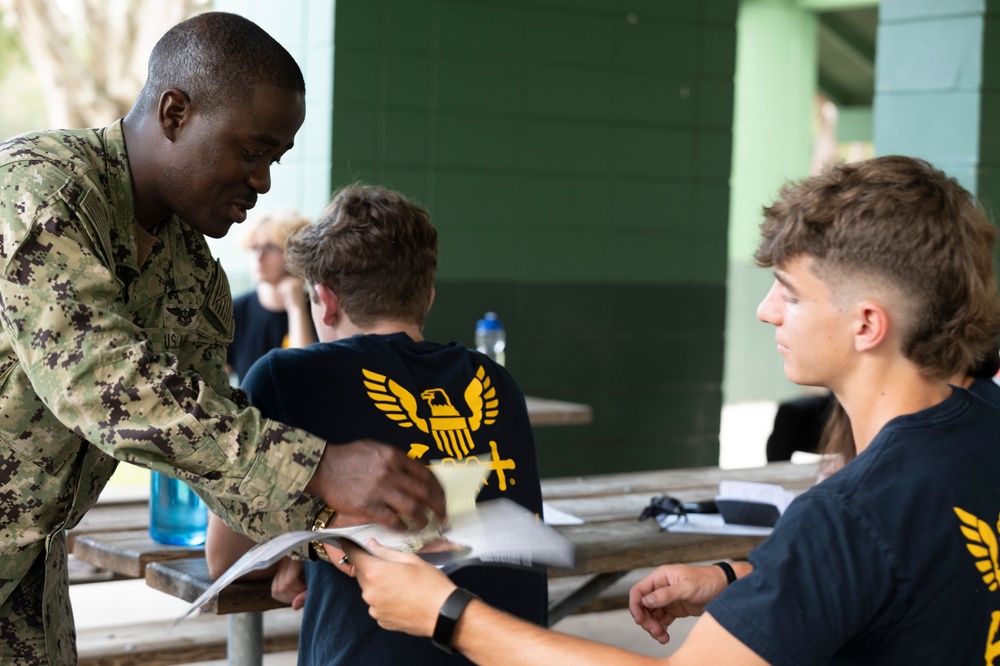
[0, 121, 327, 664]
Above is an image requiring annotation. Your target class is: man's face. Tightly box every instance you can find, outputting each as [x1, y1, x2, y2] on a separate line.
[162, 84, 305, 239]
[756, 254, 855, 389]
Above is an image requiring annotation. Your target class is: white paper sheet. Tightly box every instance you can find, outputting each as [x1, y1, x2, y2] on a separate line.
[717, 480, 795, 513]
[175, 457, 574, 624]
[542, 502, 584, 525]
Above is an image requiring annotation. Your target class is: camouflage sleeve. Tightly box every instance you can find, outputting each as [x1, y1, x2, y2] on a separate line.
[0, 158, 326, 528]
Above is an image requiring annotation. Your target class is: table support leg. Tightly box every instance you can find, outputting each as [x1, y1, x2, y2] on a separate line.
[228, 611, 263, 666]
[547, 572, 629, 626]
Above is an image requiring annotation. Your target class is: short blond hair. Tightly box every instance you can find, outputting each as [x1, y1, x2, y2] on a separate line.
[238, 210, 311, 251]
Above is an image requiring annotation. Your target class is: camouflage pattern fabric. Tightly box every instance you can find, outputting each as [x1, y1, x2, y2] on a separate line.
[0, 121, 327, 664]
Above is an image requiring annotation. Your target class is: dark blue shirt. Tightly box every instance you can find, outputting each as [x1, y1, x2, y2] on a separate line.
[708, 388, 1000, 665]
[243, 333, 547, 666]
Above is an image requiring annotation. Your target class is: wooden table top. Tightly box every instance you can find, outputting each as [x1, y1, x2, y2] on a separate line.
[73, 461, 819, 615]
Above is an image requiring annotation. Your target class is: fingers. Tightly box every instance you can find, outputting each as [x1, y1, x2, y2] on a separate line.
[270, 558, 306, 607]
[341, 539, 366, 559]
[308, 441, 447, 531]
[348, 538, 456, 637]
[628, 583, 650, 622]
[321, 543, 356, 577]
[636, 586, 677, 610]
[370, 455, 446, 528]
[363, 538, 417, 562]
[345, 538, 424, 586]
[340, 539, 375, 577]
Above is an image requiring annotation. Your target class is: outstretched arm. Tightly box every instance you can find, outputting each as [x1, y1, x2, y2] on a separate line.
[205, 513, 268, 580]
[346, 541, 766, 666]
[205, 513, 308, 608]
[628, 561, 754, 644]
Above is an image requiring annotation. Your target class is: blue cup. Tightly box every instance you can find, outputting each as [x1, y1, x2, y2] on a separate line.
[149, 471, 208, 546]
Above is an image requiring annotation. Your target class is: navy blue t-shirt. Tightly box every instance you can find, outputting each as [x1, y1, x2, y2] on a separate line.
[708, 388, 1000, 665]
[242, 333, 547, 666]
[970, 375, 1000, 405]
[226, 291, 292, 383]
[227, 291, 317, 384]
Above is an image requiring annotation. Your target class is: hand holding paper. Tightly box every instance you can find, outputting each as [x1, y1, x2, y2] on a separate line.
[177, 456, 574, 623]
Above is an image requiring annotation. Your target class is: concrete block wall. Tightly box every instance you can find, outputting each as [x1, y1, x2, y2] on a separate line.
[330, 0, 738, 476]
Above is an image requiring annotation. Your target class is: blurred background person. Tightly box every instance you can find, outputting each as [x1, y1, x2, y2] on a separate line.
[227, 210, 316, 384]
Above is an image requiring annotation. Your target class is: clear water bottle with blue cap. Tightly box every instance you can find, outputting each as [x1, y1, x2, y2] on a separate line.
[149, 471, 208, 546]
[475, 312, 506, 366]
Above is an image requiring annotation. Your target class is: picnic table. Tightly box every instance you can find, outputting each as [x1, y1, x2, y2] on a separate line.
[72, 460, 818, 665]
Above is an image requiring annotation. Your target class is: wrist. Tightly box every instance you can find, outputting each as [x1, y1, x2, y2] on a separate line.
[731, 559, 753, 580]
[432, 587, 478, 653]
[712, 561, 737, 586]
[310, 505, 337, 563]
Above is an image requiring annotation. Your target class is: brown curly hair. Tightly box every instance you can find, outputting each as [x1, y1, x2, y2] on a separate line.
[284, 184, 437, 328]
[754, 155, 1000, 381]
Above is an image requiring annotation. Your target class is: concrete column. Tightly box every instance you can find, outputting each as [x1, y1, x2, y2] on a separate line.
[875, 0, 1000, 218]
[724, 0, 817, 403]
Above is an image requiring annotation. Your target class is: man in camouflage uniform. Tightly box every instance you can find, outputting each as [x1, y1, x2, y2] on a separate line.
[0, 12, 443, 664]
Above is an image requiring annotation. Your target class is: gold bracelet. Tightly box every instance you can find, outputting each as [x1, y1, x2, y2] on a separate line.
[311, 505, 336, 563]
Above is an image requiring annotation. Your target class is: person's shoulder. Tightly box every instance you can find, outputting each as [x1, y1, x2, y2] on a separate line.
[0, 127, 107, 170]
[1, 126, 119, 203]
[967, 376, 1000, 409]
[262, 341, 360, 374]
[232, 291, 257, 309]
[242, 342, 331, 383]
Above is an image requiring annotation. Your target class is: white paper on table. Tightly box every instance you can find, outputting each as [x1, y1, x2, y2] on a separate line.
[664, 513, 773, 537]
[175, 456, 574, 624]
[717, 480, 795, 513]
[542, 502, 584, 525]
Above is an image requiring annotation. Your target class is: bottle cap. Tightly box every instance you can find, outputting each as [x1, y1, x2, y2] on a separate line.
[476, 312, 503, 330]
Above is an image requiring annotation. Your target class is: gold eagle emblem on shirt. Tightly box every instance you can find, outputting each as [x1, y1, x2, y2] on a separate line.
[954, 506, 1000, 665]
[955, 506, 1000, 592]
[362, 366, 498, 460]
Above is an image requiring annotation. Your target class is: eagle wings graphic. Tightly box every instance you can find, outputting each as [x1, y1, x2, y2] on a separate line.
[954, 506, 1000, 592]
[363, 366, 499, 460]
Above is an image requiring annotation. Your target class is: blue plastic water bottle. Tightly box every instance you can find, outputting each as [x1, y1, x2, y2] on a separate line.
[149, 471, 208, 546]
[475, 312, 506, 366]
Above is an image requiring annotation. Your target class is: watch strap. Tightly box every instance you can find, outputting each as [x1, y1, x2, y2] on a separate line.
[310, 505, 336, 563]
[432, 588, 478, 654]
[713, 561, 737, 585]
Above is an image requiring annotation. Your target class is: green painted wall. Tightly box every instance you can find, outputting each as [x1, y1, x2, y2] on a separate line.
[331, 0, 738, 476]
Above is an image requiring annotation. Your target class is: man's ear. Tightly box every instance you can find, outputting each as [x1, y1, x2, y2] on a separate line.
[314, 284, 341, 327]
[427, 287, 436, 313]
[854, 301, 890, 352]
[158, 89, 191, 141]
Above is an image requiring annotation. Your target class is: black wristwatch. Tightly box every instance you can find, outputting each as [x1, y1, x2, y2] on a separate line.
[432, 588, 478, 654]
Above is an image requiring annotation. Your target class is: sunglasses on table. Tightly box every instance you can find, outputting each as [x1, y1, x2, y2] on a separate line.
[638, 495, 719, 528]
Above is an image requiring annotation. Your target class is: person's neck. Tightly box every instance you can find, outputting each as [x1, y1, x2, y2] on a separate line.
[838, 358, 952, 454]
[330, 319, 424, 343]
[121, 111, 170, 233]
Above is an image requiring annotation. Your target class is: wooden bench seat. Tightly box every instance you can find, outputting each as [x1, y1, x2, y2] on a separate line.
[76, 607, 301, 666]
